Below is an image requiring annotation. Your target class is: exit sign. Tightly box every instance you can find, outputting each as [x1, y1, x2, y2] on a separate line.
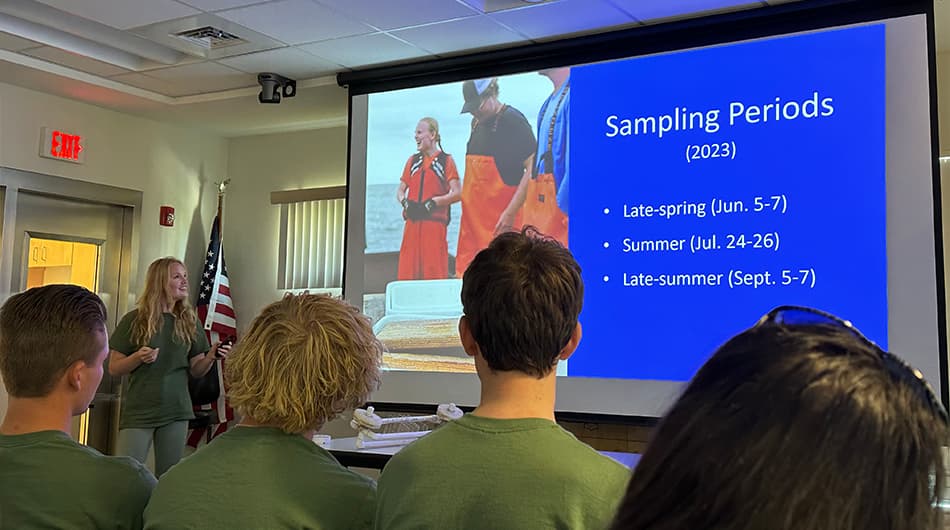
[40, 127, 85, 164]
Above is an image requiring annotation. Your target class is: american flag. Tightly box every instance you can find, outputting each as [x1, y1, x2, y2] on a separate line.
[188, 214, 236, 448]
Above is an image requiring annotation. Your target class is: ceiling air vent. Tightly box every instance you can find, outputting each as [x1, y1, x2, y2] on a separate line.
[173, 26, 247, 50]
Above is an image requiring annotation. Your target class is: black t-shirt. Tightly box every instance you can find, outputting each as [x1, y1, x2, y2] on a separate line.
[466, 105, 537, 186]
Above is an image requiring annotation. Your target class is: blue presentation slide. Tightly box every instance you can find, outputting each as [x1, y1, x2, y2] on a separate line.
[568, 25, 887, 380]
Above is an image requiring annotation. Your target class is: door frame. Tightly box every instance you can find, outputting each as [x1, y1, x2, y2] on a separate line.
[0, 167, 142, 326]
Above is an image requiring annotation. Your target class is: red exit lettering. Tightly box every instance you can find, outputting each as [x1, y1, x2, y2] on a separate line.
[50, 130, 83, 160]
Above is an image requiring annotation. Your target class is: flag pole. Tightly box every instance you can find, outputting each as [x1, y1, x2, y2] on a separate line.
[215, 178, 230, 244]
[205, 179, 230, 332]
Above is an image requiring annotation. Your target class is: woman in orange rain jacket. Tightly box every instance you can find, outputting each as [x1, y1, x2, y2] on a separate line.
[396, 117, 461, 280]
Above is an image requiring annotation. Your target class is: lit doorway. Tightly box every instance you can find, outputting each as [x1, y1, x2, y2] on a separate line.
[24, 237, 103, 444]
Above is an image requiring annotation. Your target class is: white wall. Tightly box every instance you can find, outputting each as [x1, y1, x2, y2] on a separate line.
[0, 81, 228, 421]
[0, 81, 228, 285]
[224, 126, 348, 330]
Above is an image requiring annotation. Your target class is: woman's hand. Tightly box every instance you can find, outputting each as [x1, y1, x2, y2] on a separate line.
[135, 346, 159, 364]
[212, 342, 232, 360]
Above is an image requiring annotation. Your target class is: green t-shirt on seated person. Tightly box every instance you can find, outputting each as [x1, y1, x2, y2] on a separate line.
[376, 414, 631, 530]
[109, 310, 210, 429]
[0, 430, 156, 529]
[144, 426, 377, 530]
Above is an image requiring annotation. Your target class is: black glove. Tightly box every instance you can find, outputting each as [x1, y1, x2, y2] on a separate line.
[401, 198, 409, 210]
[404, 200, 428, 221]
[424, 199, 437, 212]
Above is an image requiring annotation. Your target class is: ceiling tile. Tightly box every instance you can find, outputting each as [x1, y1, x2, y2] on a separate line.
[130, 12, 286, 61]
[491, 0, 635, 40]
[392, 15, 529, 55]
[606, 0, 761, 23]
[144, 61, 257, 92]
[177, 0, 267, 10]
[298, 33, 432, 68]
[217, 0, 375, 45]
[218, 47, 341, 78]
[22, 46, 129, 77]
[315, 0, 478, 31]
[34, 0, 201, 30]
[0, 31, 41, 52]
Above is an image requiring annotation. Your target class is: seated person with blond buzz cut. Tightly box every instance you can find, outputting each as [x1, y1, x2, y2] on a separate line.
[144, 293, 383, 530]
[375, 228, 631, 530]
[0, 284, 156, 529]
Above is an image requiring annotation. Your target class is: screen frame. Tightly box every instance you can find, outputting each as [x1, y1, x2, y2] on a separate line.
[338, 0, 947, 420]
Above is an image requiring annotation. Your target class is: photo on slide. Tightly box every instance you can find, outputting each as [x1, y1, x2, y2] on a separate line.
[363, 72, 562, 374]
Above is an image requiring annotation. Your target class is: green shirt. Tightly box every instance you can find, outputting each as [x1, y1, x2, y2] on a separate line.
[144, 426, 377, 530]
[110, 310, 210, 429]
[0, 430, 156, 529]
[376, 414, 631, 530]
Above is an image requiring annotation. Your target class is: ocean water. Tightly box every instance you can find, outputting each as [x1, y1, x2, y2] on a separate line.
[365, 182, 461, 256]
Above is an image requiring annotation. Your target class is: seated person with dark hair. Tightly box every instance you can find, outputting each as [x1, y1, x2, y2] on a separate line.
[0, 284, 156, 529]
[611, 306, 949, 530]
[376, 227, 630, 530]
[144, 293, 383, 530]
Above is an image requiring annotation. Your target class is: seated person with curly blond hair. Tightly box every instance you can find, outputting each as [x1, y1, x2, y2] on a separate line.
[143, 294, 383, 529]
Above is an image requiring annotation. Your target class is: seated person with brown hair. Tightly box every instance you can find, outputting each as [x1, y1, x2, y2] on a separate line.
[0, 284, 156, 529]
[376, 228, 630, 530]
[611, 306, 949, 530]
[144, 293, 383, 529]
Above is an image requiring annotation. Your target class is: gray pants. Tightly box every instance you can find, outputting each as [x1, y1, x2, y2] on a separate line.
[116, 421, 188, 477]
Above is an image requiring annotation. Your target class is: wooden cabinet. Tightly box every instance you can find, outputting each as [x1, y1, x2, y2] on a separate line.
[25, 240, 99, 292]
[28, 239, 42, 267]
[44, 240, 73, 267]
[28, 239, 74, 268]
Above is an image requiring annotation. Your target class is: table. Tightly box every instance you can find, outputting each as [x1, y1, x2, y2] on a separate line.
[327, 436, 639, 469]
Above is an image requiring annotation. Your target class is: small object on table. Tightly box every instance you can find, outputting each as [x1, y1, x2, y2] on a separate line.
[350, 404, 464, 449]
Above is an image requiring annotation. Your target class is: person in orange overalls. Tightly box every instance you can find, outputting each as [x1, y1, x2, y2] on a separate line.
[455, 78, 537, 276]
[523, 68, 570, 247]
[504, 68, 570, 247]
[396, 117, 461, 280]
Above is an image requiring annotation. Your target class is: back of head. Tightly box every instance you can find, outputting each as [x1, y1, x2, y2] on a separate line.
[461, 227, 583, 377]
[612, 324, 948, 530]
[225, 294, 382, 433]
[0, 284, 107, 398]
